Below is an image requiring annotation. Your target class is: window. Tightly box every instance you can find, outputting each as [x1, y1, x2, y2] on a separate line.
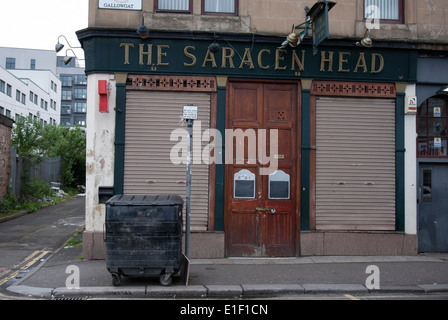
[61, 76, 73, 87]
[6, 84, 12, 97]
[202, 0, 237, 15]
[62, 104, 72, 115]
[61, 117, 72, 127]
[417, 96, 448, 157]
[6, 58, 15, 69]
[16, 90, 21, 102]
[74, 88, 87, 99]
[51, 81, 57, 93]
[74, 102, 87, 113]
[62, 90, 72, 101]
[30, 59, 36, 70]
[74, 116, 86, 127]
[0, 80, 5, 93]
[364, 0, 404, 24]
[74, 75, 87, 85]
[155, 0, 192, 13]
[21, 93, 26, 104]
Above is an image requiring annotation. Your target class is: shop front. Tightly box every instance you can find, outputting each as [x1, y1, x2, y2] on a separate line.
[78, 29, 419, 258]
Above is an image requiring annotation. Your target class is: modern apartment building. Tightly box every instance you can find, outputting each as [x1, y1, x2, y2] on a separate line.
[57, 56, 88, 128]
[78, 0, 448, 259]
[0, 47, 61, 125]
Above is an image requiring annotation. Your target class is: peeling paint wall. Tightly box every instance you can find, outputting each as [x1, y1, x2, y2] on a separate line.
[85, 73, 116, 233]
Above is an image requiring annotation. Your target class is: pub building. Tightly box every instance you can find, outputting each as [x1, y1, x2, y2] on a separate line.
[78, 1, 420, 259]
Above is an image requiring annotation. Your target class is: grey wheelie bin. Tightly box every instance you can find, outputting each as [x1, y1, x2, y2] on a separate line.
[105, 195, 184, 286]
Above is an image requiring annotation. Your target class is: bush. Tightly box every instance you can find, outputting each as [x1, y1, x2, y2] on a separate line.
[20, 178, 53, 203]
[0, 192, 18, 213]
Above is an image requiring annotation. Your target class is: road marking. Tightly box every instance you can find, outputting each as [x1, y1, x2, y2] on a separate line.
[0, 250, 51, 287]
[344, 294, 361, 300]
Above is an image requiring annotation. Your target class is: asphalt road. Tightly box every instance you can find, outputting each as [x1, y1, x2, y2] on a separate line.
[0, 196, 85, 292]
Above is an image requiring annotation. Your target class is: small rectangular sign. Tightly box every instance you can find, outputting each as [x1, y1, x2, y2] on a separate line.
[99, 0, 142, 10]
[405, 96, 418, 114]
[183, 106, 198, 120]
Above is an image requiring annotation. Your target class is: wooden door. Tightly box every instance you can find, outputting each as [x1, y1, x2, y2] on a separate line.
[225, 81, 300, 257]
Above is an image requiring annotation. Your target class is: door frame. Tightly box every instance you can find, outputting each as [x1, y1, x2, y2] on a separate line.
[224, 78, 301, 257]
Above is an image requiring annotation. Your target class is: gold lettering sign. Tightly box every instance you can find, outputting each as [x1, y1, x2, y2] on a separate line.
[119, 42, 386, 76]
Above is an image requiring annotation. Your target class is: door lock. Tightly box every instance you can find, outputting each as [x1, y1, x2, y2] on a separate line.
[256, 207, 276, 214]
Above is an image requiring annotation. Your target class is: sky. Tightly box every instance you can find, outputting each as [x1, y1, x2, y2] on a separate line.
[0, 0, 88, 60]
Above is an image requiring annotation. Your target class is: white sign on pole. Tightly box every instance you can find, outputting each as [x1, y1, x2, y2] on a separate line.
[183, 106, 198, 120]
[99, 0, 142, 10]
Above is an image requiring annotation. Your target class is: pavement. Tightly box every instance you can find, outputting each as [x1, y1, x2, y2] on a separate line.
[2, 199, 448, 300]
[5, 240, 448, 300]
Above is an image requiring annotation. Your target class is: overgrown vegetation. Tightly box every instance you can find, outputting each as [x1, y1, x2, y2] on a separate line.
[0, 192, 17, 214]
[0, 115, 86, 213]
[11, 115, 86, 190]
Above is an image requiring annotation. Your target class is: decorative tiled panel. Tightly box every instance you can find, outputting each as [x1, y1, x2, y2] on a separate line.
[127, 75, 217, 92]
[311, 81, 396, 98]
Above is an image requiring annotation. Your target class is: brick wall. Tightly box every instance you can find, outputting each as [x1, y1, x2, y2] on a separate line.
[0, 115, 14, 199]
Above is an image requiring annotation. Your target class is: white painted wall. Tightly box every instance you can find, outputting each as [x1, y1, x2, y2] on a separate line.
[405, 84, 417, 235]
[85, 73, 116, 233]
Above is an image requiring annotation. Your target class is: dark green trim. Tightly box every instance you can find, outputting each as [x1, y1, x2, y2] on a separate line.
[214, 85, 227, 231]
[77, 31, 418, 83]
[113, 83, 127, 195]
[300, 88, 311, 231]
[395, 92, 406, 231]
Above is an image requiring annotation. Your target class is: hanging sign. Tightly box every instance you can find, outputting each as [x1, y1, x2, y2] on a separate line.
[434, 138, 442, 148]
[99, 0, 142, 10]
[183, 106, 198, 120]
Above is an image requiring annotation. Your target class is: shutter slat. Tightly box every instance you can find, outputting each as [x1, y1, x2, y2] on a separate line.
[315, 96, 396, 231]
[124, 91, 211, 231]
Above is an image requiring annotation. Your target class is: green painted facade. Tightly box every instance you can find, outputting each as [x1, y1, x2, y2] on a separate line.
[78, 29, 417, 232]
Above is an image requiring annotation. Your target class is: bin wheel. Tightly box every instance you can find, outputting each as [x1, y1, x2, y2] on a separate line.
[111, 273, 121, 286]
[159, 273, 173, 286]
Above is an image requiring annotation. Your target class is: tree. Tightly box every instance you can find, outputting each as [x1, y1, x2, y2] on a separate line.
[11, 116, 86, 189]
[11, 115, 45, 165]
[42, 125, 86, 188]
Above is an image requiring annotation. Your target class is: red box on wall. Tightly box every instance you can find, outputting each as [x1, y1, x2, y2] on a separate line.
[98, 80, 108, 112]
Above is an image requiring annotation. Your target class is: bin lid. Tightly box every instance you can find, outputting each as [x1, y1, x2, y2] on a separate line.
[106, 195, 184, 206]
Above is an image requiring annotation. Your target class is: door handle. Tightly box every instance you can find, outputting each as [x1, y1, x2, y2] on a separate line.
[256, 207, 276, 214]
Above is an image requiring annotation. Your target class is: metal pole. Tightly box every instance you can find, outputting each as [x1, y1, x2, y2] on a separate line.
[185, 119, 193, 259]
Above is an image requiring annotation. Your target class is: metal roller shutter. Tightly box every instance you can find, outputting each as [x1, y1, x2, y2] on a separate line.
[124, 91, 211, 231]
[315, 96, 396, 231]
